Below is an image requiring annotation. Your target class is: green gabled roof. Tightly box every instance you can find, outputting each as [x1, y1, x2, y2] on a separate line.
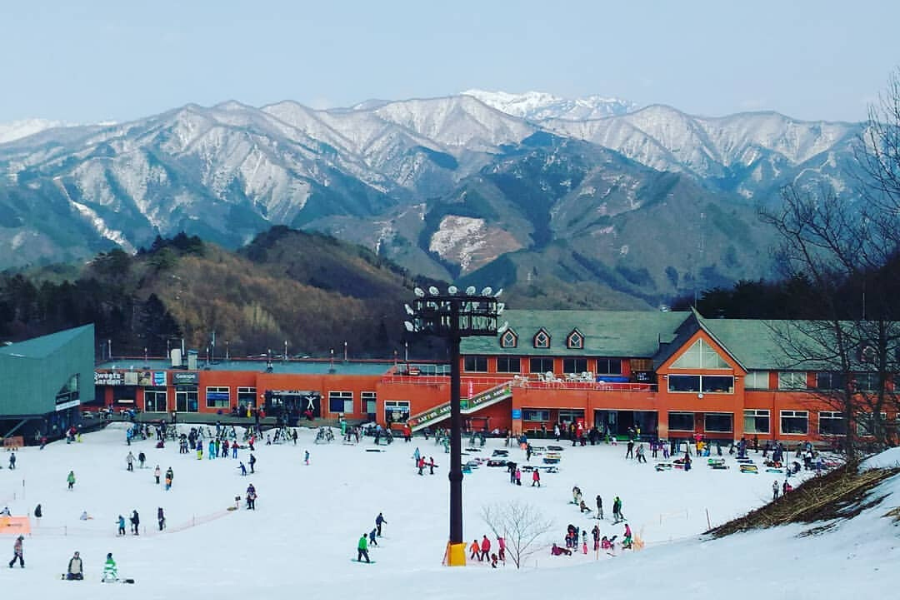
[0, 325, 94, 360]
[698, 317, 826, 371]
[460, 310, 690, 357]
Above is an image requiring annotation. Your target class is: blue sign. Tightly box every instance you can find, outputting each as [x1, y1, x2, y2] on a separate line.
[153, 371, 167, 386]
[511, 409, 522, 419]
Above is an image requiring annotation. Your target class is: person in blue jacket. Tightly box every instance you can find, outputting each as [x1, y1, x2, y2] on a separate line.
[375, 512, 387, 537]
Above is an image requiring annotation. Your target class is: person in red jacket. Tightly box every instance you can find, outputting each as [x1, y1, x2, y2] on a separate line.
[480, 535, 491, 561]
[469, 539, 480, 560]
[497, 536, 506, 562]
[417, 456, 426, 475]
[532, 469, 541, 487]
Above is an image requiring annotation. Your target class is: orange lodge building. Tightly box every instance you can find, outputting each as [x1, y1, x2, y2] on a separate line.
[93, 309, 888, 444]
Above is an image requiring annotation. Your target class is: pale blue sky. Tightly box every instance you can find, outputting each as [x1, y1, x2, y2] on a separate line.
[2, 1, 898, 123]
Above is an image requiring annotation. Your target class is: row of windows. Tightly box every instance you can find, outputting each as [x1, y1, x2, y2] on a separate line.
[500, 328, 585, 350]
[142, 388, 376, 415]
[667, 409, 896, 436]
[465, 356, 623, 375]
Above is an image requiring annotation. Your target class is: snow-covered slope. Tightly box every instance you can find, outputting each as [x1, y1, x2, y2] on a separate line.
[462, 89, 638, 121]
[1, 423, 897, 599]
[0, 118, 67, 144]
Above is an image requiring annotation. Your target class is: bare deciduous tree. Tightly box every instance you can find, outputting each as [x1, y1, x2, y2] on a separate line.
[481, 501, 553, 569]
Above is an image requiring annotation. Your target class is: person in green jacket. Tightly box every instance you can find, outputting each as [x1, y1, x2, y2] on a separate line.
[357, 533, 370, 563]
[67, 471, 76, 490]
[102, 553, 118, 582]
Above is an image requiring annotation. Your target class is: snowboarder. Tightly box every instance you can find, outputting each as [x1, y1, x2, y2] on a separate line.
[154, 465, 161, 484]
[66, 551, 83, 580]
[369, 527, 378, 547]
[357, 533, 370, 563]
[116, 515, 126, 536]
[102, 553, 118, 582]
[67, 470, 76, 490]
[375, 512, 387, 537]
[8, 535, 24, 568]
[157, 507, 165, 531]
[130, 510, 140, 535]
[532, 469, 541, 487]
[126, 451, 134, 472]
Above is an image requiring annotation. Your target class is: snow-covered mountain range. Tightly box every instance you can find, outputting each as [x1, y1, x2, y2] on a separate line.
[0, 118, 67, 144]
[0, 92, 865, 306]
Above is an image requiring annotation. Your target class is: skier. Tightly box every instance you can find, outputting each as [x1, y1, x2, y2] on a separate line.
[67, 470, 76, 490]
[239, 462, 247, 476]
[102, 553, 118, 583]
[249, 453, 256, 474]
[612, 496, 624, 523]
[116, 515, 126, 536]
[375, 512, 387, 536]
[66, 551, 83, 580]
[596, 495, 604, 520]
[157, 507, 165, 531]
[126, 451, 134, 472]
[532, 469, 541, 487]
[130, 510, 140, 535]
[154, 465, 161, 484]
[8, 535, 24, 568]
[357, 533, 370, 563]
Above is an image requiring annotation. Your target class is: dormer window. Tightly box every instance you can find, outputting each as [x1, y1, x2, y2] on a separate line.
[500, 329, 518, 348]
[533, 328, 551, 349]
[567, 329, 584, 349]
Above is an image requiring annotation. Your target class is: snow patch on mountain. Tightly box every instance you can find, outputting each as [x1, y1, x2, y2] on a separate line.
[0, 118, 67, 144]
[69, 199, 135, 252]
[462, 89, 638, 121]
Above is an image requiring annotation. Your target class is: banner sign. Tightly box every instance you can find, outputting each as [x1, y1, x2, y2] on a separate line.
[172, 372, 199, 385]
[94, 371, 123, 386]
[137, 371, 168, 386]
[512, 408, 522, 419]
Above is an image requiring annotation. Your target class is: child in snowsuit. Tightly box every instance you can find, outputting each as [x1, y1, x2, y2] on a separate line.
[117, 515, 126, 536]
[67, 471, 76, 490]
[102, 553, 117, 582]
[369, 528, 378, 546]
[8, 535, 24, 568]
[532, 470, 541, 487]
[469, 539, 480, 560]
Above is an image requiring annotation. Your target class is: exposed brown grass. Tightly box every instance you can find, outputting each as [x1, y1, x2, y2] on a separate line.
[707, 463, 900, 538]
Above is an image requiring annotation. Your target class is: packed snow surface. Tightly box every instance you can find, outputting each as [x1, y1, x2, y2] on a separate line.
[1, 424, 898, 599]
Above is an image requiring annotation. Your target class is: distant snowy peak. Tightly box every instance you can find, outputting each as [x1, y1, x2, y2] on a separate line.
[0, 118, 67, 144]
[461, 89, 638, 121]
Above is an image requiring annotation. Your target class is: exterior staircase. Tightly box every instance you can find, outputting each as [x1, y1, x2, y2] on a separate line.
[406, 380, 515, 432]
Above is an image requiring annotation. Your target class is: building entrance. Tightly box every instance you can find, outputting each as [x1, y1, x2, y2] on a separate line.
[594, 410, 658, 440]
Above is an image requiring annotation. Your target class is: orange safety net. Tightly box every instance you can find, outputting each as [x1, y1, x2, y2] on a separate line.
[0, 516, 31, 535]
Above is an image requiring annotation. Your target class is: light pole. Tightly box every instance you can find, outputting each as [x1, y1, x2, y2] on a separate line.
[344, 341, 348, 362]
[404, 285, 505, 567]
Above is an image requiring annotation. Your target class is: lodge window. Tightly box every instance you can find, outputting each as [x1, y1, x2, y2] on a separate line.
[175, 388, 199, 412]
[778, 372, 807, 390]
[566, 330, 584, 349]
[745, 371, 769, 390]
[704, 413, 733, 433]
[854, 373, 880, 392]
[743, 410, 770, 434]
[523, 409, 550, 422]
[669, 374, 736, 393]
[237, 387, 257, 408]
[533, 329, 551, 349]
[672, 339, 730, 369]
[668, 412, 694, 431]
[818, 412, 846, 436]
[562, 358, 588, 375]
[362, 392, 377, 418]
[144, 389, 168, 413]
[464, 356, 488, 372]
[815, 372, 846, 391]
[856, 412, 888, 436]
[384, 400, 409, 424]
[595, 358, 622, 375]
[780, 410, 809, 435]
[328, 391, 353, 414]
[56, 374, 80, 406]
[529, 358, 554, 374]
[558, 409, 584, 424]
[497, 357, 521, 373]
[500, 330, 518, 348]
[206, 387, 230, 409]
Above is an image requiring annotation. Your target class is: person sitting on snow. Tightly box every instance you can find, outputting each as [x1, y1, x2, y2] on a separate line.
[550, 543, 572, 556]
[66, 551, 84, 580]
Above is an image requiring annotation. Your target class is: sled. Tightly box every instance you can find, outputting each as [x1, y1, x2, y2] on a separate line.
[655, 463, 673, 471]
[765, 468, 784, 474]
[542, 458, 561, 465]
[547, 445, 564, 451]
[739, 465, 759, 474]
[491, 450, 509, 457]
[101, 578, 135, 584]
